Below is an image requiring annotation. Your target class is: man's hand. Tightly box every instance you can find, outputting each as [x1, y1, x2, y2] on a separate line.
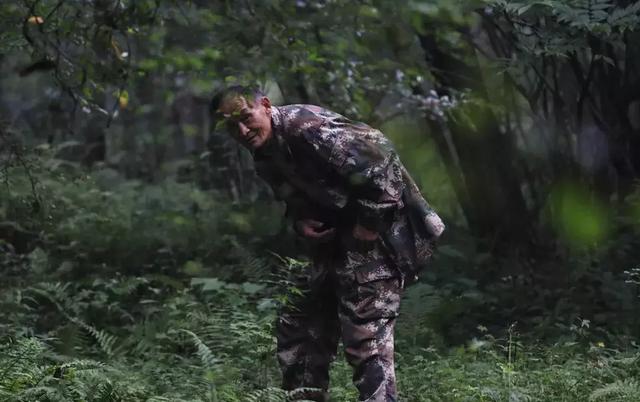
[344, 224, 379, 253]
[295, 219, 335, 241]
[352, 224, 378, 241]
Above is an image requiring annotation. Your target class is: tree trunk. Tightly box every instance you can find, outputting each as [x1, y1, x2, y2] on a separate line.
[417, 31, 534, 254]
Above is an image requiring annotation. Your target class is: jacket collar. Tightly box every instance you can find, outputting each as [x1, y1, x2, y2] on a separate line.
[270, 105, 284, 136]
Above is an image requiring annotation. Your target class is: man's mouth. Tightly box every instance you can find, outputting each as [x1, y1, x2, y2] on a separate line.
[247, 131, 259, 142]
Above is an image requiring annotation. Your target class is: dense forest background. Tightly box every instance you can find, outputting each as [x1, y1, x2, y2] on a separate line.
[2, 0, 640, 401]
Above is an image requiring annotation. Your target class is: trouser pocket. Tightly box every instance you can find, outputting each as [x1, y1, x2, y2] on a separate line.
[341, 258, 402, 320]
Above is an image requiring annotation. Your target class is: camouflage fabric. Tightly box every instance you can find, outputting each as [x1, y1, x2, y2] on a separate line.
[276, 238, 401, 402]
[254, 104, 444, 284]
[252, 104, 444, 401]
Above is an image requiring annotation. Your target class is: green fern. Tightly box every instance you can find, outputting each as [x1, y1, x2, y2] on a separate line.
[499, 0, 640, 34]
[552, 0, 613, 30]
[244, 387, 288, 402]
[60, 358, 108, 374]
[589, 379, 640, 401]
[11, 385, 61, 401]
[93, 380, 118, 402]
[244, 386, 324, 402]
[607, 1, 640, 30]
[0, 338, 47, 388]
[25, 282, 120, 358]
[180, 329, 220, 371]
[68, 317, 118, 357]
[27, 281, 70, 310]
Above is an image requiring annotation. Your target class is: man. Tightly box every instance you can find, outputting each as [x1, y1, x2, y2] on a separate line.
[211, 85, 444, 402]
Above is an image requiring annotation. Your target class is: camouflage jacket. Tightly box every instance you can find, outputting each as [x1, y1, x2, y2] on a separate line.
[254, 104, 444, 281]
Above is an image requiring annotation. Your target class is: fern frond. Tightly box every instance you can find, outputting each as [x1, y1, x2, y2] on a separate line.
[608, 1, 640, 30]
[551, 0, 615, 30]
[60, 358, 108, 372]
[244, 387, 288, 402]
[13, 385, 61, 400]
[93, 379, 118, 402]
[27, 282, 70, 307]
[180, 329, 220, 370]
[68, 317, 118, 357]
[0, 337, 47, 384]
[241, 255, 272, 280]
[24, 284, 119, 358]
[589, 379, 640, 401]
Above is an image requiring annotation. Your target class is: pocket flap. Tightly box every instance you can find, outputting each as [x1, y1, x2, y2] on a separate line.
[354, 259, 397, 284]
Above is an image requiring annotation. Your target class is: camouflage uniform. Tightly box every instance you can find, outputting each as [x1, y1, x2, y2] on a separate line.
[253, 105, 444, 401]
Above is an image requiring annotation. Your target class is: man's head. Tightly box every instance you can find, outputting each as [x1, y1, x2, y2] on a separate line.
[211, 85, 273, 150]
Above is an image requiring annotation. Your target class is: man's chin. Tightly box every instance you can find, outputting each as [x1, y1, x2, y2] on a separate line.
[248, 136, 266, 150]
[244, 132, 273, 151]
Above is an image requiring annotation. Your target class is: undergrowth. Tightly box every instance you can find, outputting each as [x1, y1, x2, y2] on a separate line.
[2, 276, 640, 402]
[1, 154, 639, 401]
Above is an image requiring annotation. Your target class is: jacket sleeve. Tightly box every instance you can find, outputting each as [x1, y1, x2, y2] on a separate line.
[299, 118, 405, 233]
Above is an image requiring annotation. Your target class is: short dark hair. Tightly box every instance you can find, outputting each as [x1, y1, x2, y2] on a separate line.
[209, 84, 265, 119]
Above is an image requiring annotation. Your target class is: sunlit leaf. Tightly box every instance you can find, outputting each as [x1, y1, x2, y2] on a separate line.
[27, 16, 44, 24]
[183, 260, 204, 275]
[118, 90, 129, 108]
[190, 277, 224, 291]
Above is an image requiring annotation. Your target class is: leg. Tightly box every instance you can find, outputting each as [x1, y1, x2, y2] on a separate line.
[276, 261, 340, 401]
[336, 243, 402, 401]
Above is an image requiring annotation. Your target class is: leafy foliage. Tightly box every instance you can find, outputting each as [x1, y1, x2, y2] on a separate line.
[0, 152, 638, 400]
[2, 0, 640, 400]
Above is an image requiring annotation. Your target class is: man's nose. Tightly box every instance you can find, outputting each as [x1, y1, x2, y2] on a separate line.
[237, 122, 250, 137]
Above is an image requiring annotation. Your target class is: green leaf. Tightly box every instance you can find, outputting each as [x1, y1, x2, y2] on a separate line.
[183, 260, 204, 275]
[241, 282, 265, 295]
[190, 277, 225, 291]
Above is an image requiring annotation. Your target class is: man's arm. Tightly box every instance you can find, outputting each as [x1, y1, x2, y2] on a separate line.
[256, 163, 335, 240]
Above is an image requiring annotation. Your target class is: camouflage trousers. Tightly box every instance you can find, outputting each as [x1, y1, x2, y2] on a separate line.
[276, 237, 402, 402]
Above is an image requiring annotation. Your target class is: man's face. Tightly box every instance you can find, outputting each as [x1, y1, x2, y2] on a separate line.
[218, 94, 273, 150]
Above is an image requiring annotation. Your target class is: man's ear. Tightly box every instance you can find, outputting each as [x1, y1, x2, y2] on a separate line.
[260, 96, 272, 110]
